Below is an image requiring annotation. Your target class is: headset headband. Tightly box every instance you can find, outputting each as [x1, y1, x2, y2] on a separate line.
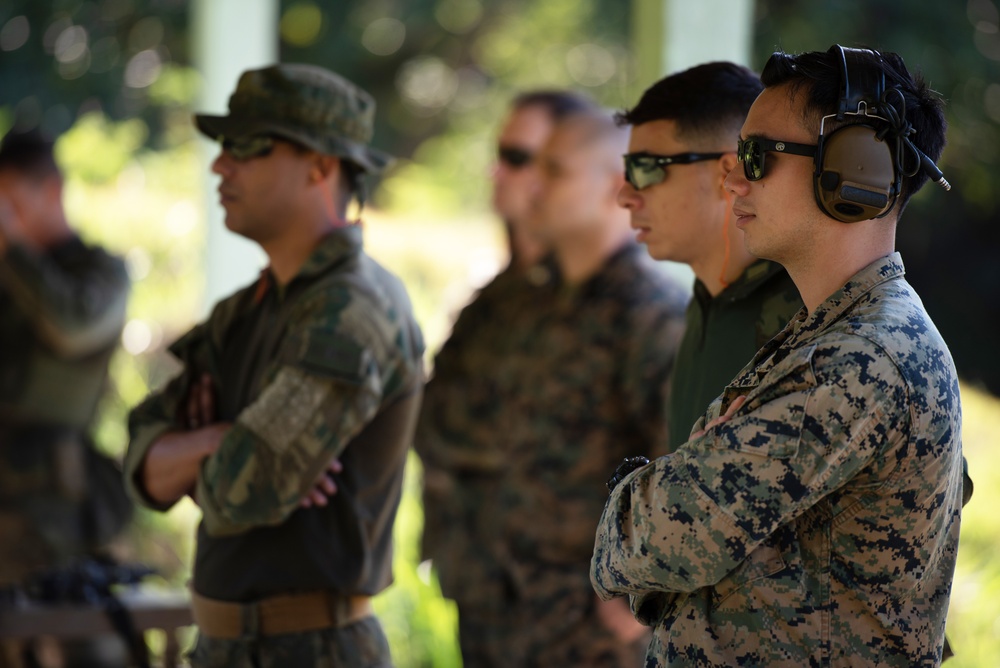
[835, 46, 886, 120]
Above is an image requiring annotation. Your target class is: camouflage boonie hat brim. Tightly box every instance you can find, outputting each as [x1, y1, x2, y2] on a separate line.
[194, 64, 392, 174]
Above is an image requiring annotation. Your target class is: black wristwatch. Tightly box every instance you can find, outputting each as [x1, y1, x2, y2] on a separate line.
[606, 456, 650, 493]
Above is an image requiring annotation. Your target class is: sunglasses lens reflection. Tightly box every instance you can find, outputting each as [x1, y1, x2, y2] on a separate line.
[499, 147, 533, 169]
[624, 157, 665, 190]
[738, 139, 763, 181]
[222, 136, 275, 161]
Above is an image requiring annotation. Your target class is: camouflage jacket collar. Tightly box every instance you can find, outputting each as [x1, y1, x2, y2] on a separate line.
[296, 223, 364, 280]
[554, 240, 644, 303]
[790, 252, 906, 343]
[256, 224, 363, 303]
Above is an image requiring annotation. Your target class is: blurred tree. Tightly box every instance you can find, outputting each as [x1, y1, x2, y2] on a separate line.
[278, 0, 634, 216]
[753, 0, 1000, 394]
[0, 0, 191, 141]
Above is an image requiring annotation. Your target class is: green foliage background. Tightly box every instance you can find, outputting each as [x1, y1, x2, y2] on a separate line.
[2, 0, 999, 665]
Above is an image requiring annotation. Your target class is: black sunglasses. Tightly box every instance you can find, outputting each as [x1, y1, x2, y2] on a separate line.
[498, 146, 534, 169]
[623, 152, 726, 190]
[220, 135, 276, 161]
[736, 137, 817, 181]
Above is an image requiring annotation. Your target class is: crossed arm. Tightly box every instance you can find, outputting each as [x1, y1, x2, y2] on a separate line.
[137, 373, 343, 513]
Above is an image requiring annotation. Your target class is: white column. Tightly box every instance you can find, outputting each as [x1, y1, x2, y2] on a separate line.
[631, 0, 755, 92]
[662, 0, 755, 73]
[629, 0, 755, 287]
[191, 0, 278, 315]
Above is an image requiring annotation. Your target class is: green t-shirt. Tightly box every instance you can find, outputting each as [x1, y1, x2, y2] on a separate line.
[668, 259, 802, 450]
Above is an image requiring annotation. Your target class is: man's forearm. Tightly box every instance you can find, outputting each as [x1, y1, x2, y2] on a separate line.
[141, 424, 229, 505]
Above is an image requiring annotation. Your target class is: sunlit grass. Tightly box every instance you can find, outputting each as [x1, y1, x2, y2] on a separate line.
[944, 383, 1000, 666]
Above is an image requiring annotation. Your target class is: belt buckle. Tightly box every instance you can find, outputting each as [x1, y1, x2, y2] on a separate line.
[240, 601, 261, 639]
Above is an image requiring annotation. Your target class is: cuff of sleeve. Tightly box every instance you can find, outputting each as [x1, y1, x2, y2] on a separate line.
[124, 421, 177, 512]
[195, 424, 269, 538]
[195, 466, 242, 538]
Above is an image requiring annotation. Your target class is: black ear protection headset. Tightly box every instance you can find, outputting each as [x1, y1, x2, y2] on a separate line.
[813, 45, 950, 223]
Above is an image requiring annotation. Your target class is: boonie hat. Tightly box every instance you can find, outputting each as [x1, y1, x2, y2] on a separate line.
[194, 63, 391, 174]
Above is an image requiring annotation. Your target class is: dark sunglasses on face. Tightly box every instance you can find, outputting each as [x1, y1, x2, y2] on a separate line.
[498, 146, 534, 169]
[220, 135, 276, 161]
[736, 137, 817, 181]
[622, 151, 727, 190]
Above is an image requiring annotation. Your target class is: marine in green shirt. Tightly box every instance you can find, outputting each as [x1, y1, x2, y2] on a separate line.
[615, 62, 803, 451]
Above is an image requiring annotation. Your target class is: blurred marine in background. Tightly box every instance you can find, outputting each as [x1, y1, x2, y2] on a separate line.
[415, 90, 592, 661]
[0, 129, 133, 666]
[417, 99, 689, 665]
[123, 64, 424, 668]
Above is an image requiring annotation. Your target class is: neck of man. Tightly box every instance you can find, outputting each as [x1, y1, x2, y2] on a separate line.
[783, 218, 896, 313]
[552, 213, 632, 286]
[690, 214, 758, 297]
[263, 213, 349, 286]
[508, 220, 549, 271]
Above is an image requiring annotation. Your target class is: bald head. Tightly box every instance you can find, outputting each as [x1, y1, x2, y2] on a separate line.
[554, 109, 630, 172]
[530, 108, 631, 242]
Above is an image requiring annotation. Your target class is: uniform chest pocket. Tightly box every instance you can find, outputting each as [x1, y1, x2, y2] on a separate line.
[712, 344, 818, 459]
[711, 541, 788, 612]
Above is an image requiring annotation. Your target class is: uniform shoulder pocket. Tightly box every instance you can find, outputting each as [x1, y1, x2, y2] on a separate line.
[289, 328, 373, 385]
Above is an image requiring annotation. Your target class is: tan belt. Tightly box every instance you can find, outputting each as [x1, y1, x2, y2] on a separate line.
[190, 589, 373, 639]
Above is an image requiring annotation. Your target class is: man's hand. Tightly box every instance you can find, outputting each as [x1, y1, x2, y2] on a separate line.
[0, 195, 24, 254]
[595, 596, 648, 644]
[184, 373, 217, 429]
[142, 423, 230, 506]
[300, 458, 343, 508]
[691, 394, 747, 439]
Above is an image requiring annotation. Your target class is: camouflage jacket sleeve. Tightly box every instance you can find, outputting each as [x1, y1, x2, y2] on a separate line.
[123, 322, 214, 511]
[591, 335, 908, 608]
[0, 240, 129, 357]
[195, 305, 399, 538]
[412, 270, 520, 475]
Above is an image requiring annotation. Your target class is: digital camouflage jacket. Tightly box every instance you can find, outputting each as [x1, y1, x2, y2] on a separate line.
[592, 253, 963, 667]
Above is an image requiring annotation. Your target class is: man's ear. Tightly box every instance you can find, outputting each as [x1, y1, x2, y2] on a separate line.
[310, 154, 339, 184]
[608, 169, 626, 201]
[718, 152, 738, 192]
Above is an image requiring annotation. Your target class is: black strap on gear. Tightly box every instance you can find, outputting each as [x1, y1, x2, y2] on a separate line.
[22, 557, 155, 668]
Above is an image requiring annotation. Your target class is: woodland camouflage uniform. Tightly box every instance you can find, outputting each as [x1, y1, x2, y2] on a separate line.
[0, 225, 130, 584]
[124, 64, 421, 668]
[419, 243, 687, 666]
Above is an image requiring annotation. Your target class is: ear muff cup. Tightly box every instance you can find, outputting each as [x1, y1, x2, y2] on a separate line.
[814, 124, 897, 223]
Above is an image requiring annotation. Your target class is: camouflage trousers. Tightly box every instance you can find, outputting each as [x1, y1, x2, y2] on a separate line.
[457, 599, 649, 667]
[188, 617, 392, 668]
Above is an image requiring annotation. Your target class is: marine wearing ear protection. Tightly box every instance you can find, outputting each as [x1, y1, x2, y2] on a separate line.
[814, 45, 950, 223]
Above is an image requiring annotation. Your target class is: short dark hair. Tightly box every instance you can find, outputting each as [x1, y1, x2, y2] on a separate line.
[338, 159, 363, 215]
[616, 62, 763, 145]
[760, 46, 947, 212]
[512, 90, 597, 121]
[0, 129, 60, 180]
